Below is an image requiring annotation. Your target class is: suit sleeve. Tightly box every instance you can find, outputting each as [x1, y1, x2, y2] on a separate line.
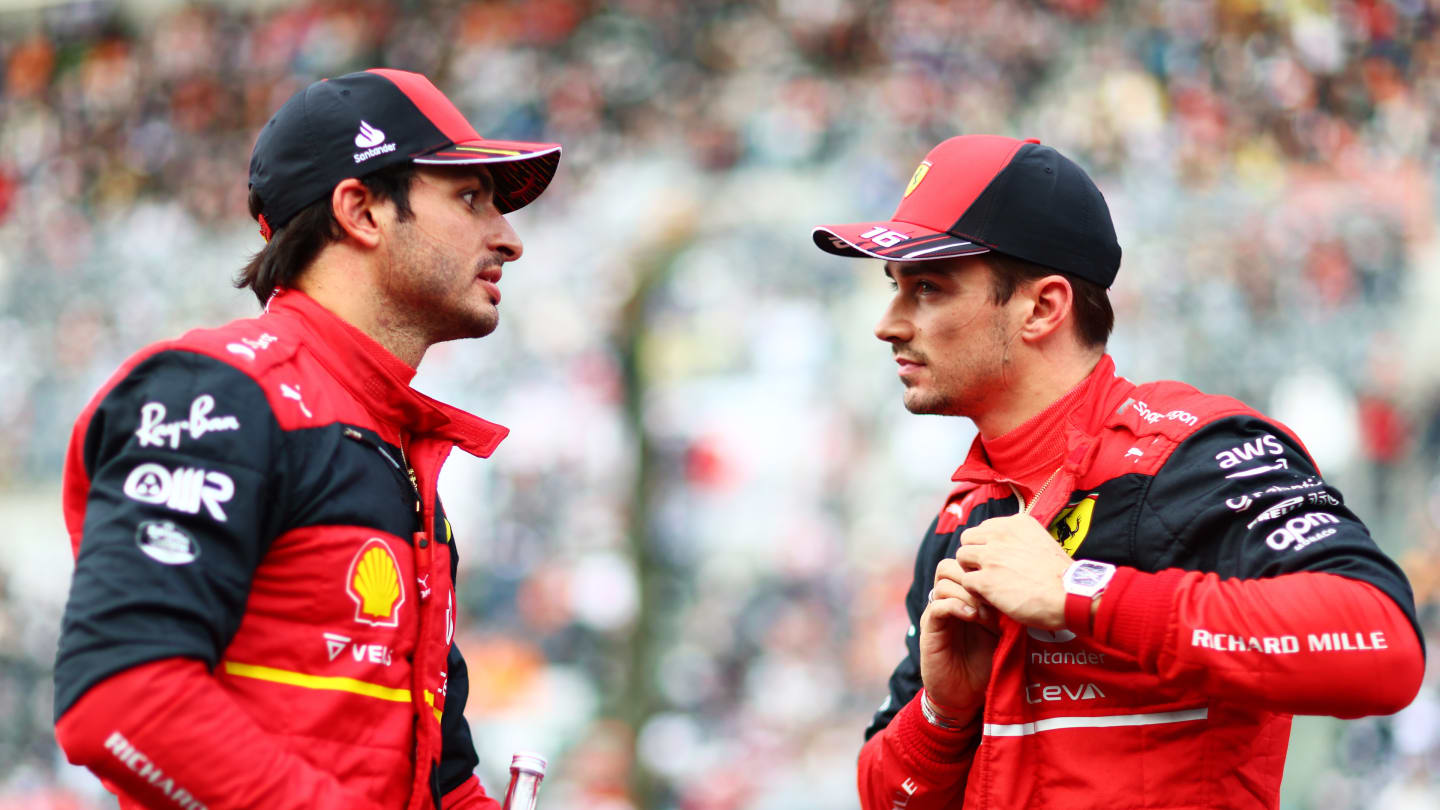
[1092, 415, 1424, 717]
[53, 351, 384, 808]
[857, 518, 978, 810]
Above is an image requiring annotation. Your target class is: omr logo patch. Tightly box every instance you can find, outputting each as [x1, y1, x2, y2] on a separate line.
[346, 538, 405, 627]
[1049, 493, 1098, 556]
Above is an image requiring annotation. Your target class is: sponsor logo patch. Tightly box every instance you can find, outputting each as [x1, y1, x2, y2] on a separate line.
[135, 520, 199, 565]
[123, 463, 234, 521]
[1131, 399, 1197, 426]
[1264, 512, 1340, 552]
[103, 731, 208, 809]
[1214, 434, 1286, 469]
[322, 631, 394, 666]
[1225, 459, 1289, 479]
[1225, 477, 1325, 512]
[134, 395, 241, 449]
[225, 333, 277, 361]
[903, 161, 932, 198]
[1048, 493, 1098, 556]
[354, 120, 386, 148]
[346, 538, 405, 627]
[1025, 681, 1107, 704]
[1244, 496, 1304, 530]
[353, 120, 397, 163]
[323, 632, 350, 661]
[279, 383, 313, 418]
[1030, 648, 1107, 666]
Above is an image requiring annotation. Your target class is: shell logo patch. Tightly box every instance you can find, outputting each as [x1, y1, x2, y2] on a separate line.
[904, 161, 932, 198]
[346, 538, 405, 627]
[1049, 494, 1098, 556]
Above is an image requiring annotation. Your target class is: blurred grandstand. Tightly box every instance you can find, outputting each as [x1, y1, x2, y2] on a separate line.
[3, 0, 1440, 807]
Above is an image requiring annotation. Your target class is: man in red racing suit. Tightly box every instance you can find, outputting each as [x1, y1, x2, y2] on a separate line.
[52, 69, 562, 809]
[812, 135, 1424, 809]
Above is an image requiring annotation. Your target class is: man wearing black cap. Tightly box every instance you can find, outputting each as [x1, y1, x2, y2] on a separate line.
[814, 135, 1424, 809]
[52, 69, 560, 810]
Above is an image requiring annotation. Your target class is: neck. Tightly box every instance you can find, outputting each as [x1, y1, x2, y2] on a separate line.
[973, 349, 1103, 440]
[296, 253, 428, 368]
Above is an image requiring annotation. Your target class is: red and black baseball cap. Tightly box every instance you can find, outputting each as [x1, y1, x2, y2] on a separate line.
[249, 68, 562, 240]
[813, 135, 1121, 287]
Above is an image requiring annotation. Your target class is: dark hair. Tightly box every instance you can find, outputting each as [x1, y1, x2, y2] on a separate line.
[986, 252, 1114, 349]
[236, 164, 418, 305]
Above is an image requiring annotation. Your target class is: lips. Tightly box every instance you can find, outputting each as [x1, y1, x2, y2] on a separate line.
[477, 265, 502, 304]
[895, 354, 924, 377]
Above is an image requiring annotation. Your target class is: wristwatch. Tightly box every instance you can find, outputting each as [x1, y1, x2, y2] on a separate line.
[1062, 560, 1116, 634]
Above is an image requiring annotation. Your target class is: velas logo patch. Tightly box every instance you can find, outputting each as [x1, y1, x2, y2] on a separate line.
[355, 121, 386, 148]
[904, 161, 932, 198]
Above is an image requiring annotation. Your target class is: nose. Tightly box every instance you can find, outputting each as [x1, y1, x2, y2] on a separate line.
[486, 206, 523, 262]
[874, 297, 914, 345]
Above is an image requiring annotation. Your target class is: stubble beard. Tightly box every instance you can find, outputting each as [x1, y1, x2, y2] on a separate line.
[388, 221, 499, 343]
[897, 317, 1011, 418]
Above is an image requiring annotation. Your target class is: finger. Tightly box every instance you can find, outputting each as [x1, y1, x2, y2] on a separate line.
[956, 545, 982, 570]
[957, 568, 988, 599]
[931, 578, 980, 608]
[935, 557, 965, 584]
[958, 524, 988, 546]
[926, 595, 981, 622]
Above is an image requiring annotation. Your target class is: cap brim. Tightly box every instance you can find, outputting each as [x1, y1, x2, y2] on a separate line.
[812, 221, 991, 261]
[415, 138, 562, 214]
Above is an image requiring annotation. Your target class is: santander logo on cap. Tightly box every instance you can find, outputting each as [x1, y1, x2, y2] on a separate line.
[355, 121, 386, 148]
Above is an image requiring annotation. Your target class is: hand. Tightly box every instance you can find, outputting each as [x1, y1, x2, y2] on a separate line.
[955, 514, 1073, 630]
[919, 558, 1000, 718]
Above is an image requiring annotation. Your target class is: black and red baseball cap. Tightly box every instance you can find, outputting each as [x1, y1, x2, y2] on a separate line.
[813, 135, 1121, 287]
[249, 68, 562, 240]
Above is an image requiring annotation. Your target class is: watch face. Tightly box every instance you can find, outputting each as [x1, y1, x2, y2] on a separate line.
[1066, 561, 1115, 595]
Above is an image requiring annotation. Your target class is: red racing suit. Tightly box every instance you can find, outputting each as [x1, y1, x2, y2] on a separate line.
[859, 355, 1424, 810]
[54, 289, 506, 810]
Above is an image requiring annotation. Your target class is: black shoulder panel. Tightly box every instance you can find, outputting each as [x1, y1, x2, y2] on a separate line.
[1137, 414, 1420, 637]
[55, 351, 285, 717]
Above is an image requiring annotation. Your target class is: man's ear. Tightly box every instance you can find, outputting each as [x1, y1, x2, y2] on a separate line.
[331, 178, 385, 249]
[1020, 274, 1075, 343]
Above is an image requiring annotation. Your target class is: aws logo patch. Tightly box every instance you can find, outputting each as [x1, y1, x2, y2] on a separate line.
[346, 538, 405, 627]
[1049, 493, 1098, 556]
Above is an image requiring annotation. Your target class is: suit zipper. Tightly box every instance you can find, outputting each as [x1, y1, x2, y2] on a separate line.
[1013, 465, 1063, 516]
[342, 427, 422, 521]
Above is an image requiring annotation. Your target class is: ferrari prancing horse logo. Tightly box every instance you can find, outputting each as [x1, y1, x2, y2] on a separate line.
[1049, 494, 1098, 556]
[904, 161, 932, 198]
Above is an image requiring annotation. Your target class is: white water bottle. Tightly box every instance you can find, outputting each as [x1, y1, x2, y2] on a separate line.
[501, 752, 547, 810]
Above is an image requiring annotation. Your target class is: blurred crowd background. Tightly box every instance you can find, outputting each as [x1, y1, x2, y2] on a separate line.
[3, 0, 1440, 807]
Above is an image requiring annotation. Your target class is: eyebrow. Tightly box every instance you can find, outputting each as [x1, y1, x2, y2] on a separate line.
[884, 262, 952, 280]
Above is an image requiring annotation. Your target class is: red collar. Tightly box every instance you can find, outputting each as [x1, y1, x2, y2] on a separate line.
[951, 355, 1132, 489]
[265, 289, 508, 458]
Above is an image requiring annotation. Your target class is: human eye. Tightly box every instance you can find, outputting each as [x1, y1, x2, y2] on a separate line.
[460, 189, 480, 209]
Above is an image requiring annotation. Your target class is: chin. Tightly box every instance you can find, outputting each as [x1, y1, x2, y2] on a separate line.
[902, 390, 957, 416]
